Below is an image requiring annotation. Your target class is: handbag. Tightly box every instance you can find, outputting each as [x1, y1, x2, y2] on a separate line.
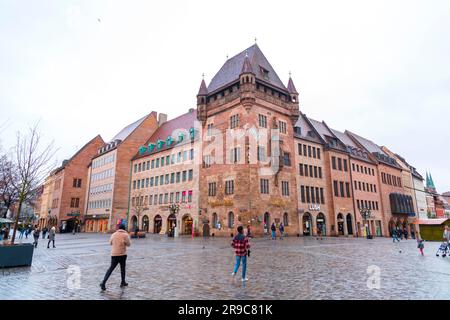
[247, 249, 251, 257]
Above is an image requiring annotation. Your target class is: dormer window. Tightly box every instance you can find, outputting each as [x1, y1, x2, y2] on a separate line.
[259, 66, 269, 80]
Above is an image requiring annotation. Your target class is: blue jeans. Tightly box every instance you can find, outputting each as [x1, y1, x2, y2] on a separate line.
[271, 231, 276, 239]
[233, 255, 247, 279]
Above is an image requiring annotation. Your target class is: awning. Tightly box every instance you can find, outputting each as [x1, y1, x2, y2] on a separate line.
[413, 218, 448, 225]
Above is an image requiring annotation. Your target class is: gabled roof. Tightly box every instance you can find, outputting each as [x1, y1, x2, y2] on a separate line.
[330, 129, 358, 148]
[293, 114, 323, 144]
[53, 134, 103, 174]
[133, 109, 197, 160]
[346, 131, 386, 155]
[207, 44, 287, 94]
[308, 118, 334, 140]
[111, 114, 149, 142]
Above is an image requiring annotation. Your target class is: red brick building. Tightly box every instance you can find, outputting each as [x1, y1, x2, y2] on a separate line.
[84, 113, 160, 232]
[41, 135, 104, 232]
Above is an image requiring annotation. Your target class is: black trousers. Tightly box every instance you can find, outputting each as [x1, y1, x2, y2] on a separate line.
[47, 240, 55, 248]
[102, 255, 127, 285]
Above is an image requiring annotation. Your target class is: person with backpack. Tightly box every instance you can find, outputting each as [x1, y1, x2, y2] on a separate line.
[270, 222, 276, 240]
[279, 222, 285, 240]
[231, 225, 250, 282]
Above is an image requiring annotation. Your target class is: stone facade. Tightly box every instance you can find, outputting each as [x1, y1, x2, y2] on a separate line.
[129, 109, 200, 236]
[196, 48, 300, 237]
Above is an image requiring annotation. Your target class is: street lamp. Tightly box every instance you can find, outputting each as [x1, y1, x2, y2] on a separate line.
[360, 207, 372, 239]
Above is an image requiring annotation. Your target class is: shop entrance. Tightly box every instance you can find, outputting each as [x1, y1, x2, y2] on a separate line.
[317, 212, 326, 236]
[167, 214, 177, 237]
[302, 213, 312, 236]
[182, 215, 193, 235]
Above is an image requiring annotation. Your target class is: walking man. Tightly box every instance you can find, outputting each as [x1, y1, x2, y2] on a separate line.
[392, 229, 400, 243]
[32, 227, 40, 248]
[47, 226, 56, 248]
[271, 222, 276, 240]
[231, 225, 250, 282]
[279, 222, 284, 240]
[100, 223, 131, 291]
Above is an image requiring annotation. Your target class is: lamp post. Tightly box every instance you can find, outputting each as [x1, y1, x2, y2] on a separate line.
[360, 207, 372, 239]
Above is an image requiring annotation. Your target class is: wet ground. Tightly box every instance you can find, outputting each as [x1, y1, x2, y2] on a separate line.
[1, 233, 449, 299]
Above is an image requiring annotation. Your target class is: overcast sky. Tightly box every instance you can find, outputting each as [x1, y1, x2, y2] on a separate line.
[0, 0, 449, 192]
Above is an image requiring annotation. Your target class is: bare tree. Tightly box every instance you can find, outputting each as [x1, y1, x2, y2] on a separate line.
[10, 124, 57, 244]
[0, 154, 19, 218]
[131, 192, 146, 232]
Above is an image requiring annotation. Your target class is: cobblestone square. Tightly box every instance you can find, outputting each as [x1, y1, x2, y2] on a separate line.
[1, 233, 450, 300]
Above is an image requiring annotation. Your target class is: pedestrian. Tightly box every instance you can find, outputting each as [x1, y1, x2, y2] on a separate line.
[33, 228, 40, 248]
[316, 224, 323, 240]
[42, 227, 48, 239]
[417, 235, 424, 256]
[3, 226, 9, 240]
[403, 228, 408, 240]
[47, 226, 56, 249]
[100, 223, 131, 291]
[279, 222, 284, 240]
[270, 222, 276, 240]
[443, 226, 450, 243]
[411, 227, 416, 240]
[231, 225, 250, 282]
[392, 229, 400, 243]
[246, 225, 252, 238]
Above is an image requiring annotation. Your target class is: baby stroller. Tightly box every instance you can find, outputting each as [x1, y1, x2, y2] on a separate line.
[436, 242, 449, 257]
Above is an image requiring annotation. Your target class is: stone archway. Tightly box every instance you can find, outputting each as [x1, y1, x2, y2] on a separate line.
[154, 215, 162, 234]
[142, 215, 149, 232]
[337, 213, 345, 236]
[130, 215, 138, 231]
[264, 212, 270, 234]
[346, 213, 353, 235]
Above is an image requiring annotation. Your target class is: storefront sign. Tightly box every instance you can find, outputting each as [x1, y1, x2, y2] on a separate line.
[309, 204, 321, 211]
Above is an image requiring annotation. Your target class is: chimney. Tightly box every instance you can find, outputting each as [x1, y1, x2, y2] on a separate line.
[158, 113, 167, 126]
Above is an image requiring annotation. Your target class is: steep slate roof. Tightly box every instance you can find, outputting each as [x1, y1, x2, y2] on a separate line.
[443, 191, 450, 197]
[111, 114, 148, 142]
[133, 109, 197, 160]
[207, 44, 287, 94]
[308, 118, 334, 140]
[330, 129, 358, 148]
[287, 77, 298, 94]
[346, 131, 387, 155]
[197, 79, 208, 96]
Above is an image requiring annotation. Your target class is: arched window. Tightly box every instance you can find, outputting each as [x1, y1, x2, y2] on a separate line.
[228, 211, 234, 228]
[283, 212, 289, 226]
[212, 212, 218, 228]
